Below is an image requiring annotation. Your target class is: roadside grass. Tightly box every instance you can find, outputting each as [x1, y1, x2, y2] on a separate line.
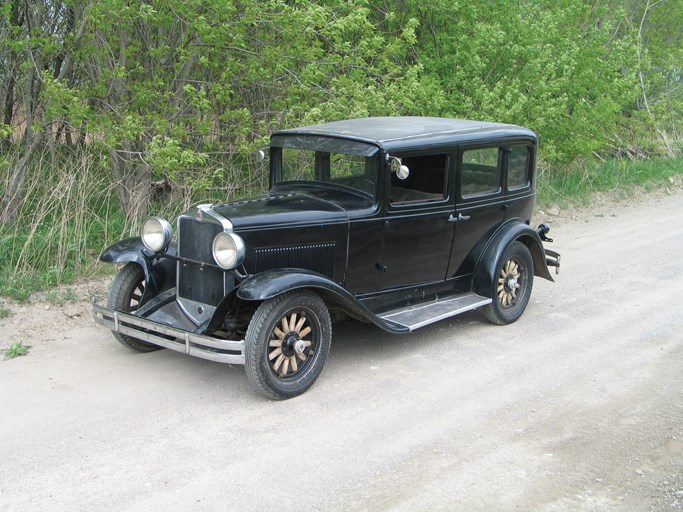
[537, 156, 683, 208]
[46, 287, 78, 306]
[0, 147, 134, 301]
[0, 307, 10, 319]
[2, 341, 31, 360]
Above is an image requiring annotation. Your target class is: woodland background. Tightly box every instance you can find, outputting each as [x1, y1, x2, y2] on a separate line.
[0, 0, 681, 297]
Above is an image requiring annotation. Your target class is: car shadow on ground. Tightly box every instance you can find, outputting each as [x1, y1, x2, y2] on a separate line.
[326, 309, 485, 364]
[103, 309, 489, 401]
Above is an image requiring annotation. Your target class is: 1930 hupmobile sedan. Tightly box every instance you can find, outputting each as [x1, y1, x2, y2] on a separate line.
[93, 117, 560, 399]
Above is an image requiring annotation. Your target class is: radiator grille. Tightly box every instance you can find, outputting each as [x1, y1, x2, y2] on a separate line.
[178, 217, 222, 261]
[177, 217, 224, 305]
[254, 243, 335, 278]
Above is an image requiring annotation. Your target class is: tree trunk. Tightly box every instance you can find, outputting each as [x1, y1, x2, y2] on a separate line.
[1, 73, 16, 151]
[1, 0, 23, 151]
[0, 131, 45, 227]
[109, 145, 151, 222]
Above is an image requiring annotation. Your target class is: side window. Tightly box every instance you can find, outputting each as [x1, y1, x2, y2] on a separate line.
[390, 154, 448, 204]
[507, 146, 530, 190]
[461, 147, 500, 198]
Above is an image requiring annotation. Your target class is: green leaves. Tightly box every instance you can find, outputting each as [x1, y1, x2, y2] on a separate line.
[0, 0, 680, 295]
[148, 135, 210, 193]
[391, 0, 645, 162]
[2, 341, 31, 360]
[1, 0, 680, 221]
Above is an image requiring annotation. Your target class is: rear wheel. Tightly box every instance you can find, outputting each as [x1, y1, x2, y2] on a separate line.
[107, 263, 161, 352]
[482, 241, 534, 325]
[245, 290, 331, 400]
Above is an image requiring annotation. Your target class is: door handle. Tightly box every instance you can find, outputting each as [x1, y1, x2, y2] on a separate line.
[448, 213, 471, 223]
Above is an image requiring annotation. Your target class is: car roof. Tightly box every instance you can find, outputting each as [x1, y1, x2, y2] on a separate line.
[273, 117, 537, 151]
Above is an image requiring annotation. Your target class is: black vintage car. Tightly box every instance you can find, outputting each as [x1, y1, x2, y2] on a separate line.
[93, 117, 560, 399]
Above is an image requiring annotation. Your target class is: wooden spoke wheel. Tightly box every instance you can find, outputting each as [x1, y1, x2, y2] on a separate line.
[107, 262, 161, 352]
[483, 241, 534, 325]
[267, 310, 315, 379]
[245, 290, 331, 400]
[498, 259, 522, 308]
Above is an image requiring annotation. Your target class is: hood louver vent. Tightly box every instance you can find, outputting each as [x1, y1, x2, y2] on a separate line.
[254, 243, 335, 278]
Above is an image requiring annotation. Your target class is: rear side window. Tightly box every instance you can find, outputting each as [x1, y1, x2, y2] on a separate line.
[461, 148, 500, 198]
[507, 146, 530, 190]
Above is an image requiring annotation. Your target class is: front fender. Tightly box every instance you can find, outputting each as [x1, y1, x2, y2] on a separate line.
[100, 237, 177, 298]
[237, 269, 409, 334]
[472, 221, 554, 298]
[100, 237, 150, 270]
[237, 268, 348, 301]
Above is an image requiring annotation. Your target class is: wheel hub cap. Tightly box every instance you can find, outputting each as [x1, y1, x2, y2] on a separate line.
[267, 311, 314, 378]
[293, 339, 306, 354]
[506, 276, 518, 291]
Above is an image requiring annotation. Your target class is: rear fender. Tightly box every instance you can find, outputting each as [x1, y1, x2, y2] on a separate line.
[472, 221, 553, 298]
[99, 237, 177, 299]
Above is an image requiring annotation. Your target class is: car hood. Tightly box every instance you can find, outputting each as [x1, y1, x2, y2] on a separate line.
[205, 191, 349, 231]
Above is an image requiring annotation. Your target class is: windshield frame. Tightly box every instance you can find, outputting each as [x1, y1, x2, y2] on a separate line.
[270, 135, 381, 198]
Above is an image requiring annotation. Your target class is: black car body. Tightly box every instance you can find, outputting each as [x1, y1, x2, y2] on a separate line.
[93, 117, 560, 399]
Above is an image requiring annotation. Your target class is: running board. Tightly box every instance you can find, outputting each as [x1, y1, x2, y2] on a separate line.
[377, 293, 492, 332]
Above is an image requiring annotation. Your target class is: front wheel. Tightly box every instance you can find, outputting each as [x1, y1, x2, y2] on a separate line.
[245, 290, 331, 400]
[107, 262, 161, 352]
[482, 241, 534, 325]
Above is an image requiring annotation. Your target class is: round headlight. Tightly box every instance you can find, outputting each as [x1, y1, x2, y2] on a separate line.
[141, 217, 172, 252]
[212, 232, 245, 270]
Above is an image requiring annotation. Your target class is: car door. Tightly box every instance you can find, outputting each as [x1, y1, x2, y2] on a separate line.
[447, 145, 507, 279]
[378, 151, 454, 290]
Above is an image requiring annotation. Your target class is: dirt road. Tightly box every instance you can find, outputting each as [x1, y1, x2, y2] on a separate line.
[1, 190, 682, 512]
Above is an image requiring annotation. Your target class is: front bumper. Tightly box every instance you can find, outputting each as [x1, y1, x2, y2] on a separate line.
[92, 300, 245, 365]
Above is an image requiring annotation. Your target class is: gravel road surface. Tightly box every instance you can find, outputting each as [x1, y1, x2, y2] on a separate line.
[1, 190, 682, 511]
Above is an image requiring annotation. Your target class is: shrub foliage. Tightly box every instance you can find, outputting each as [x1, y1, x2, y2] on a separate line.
[0, 0, 680, 290]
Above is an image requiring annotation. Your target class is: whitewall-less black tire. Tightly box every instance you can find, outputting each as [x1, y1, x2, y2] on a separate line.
[245, 290, 331, 400]
[482, 241, 534, 325]
[107, 262, 161, 352]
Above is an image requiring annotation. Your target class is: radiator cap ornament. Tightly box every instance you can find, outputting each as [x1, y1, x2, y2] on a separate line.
[195, 204, 214, 221]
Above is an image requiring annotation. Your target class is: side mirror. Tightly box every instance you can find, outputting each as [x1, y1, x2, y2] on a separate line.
[387, 154, 410, 180]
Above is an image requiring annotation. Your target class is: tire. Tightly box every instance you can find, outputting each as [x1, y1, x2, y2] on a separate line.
[482, 241, 534, 325]
[107, 262, 161, 352]
[245, 290, 331, 400]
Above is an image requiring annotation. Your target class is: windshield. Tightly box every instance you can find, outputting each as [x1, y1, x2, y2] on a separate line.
[271, 135, 379, 196]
